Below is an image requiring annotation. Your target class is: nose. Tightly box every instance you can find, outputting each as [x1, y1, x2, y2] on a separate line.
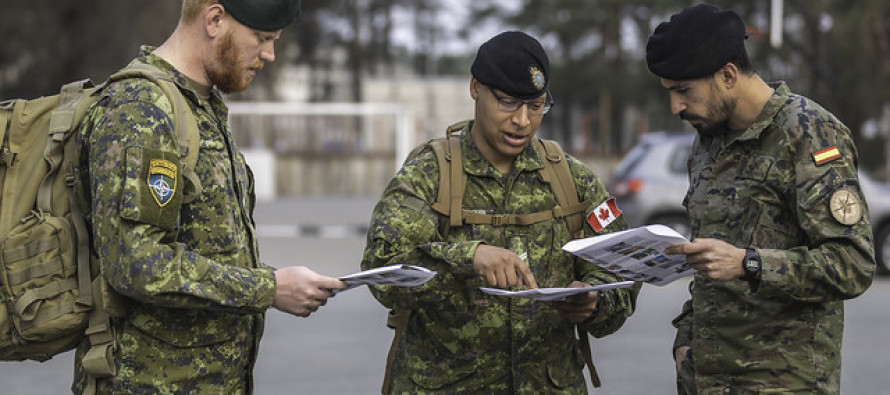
[511, 104, 532, 128]
[669, 93, 686, 116]
[260, 41, 276, 63]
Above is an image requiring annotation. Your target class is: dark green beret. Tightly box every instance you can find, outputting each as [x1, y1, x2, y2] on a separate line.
[646, 3, 748, 80]
[219, 0, 301, 31]
[470, 31, 550, 100]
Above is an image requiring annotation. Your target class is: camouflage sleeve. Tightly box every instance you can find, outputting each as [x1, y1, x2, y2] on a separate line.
[85, 93, 275, 313]
[671, 295, 693, 354]
[755, 115, 875, 302]
[567, 156, 642, 337]
[360, 149, 481, 310]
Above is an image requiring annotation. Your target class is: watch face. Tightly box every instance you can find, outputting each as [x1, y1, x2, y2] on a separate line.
[745, 258, 759, 272]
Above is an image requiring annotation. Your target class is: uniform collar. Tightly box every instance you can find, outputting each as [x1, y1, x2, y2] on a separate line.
[134, 45, 225, 109]
[708, 81, 791, 156]
[728, 81, 791, 143]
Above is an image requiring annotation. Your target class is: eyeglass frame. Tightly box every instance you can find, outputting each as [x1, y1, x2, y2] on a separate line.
[487, 86, 554, 115]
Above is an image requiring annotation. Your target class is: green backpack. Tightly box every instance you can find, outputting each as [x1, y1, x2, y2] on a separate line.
[0, 62, 199, 379]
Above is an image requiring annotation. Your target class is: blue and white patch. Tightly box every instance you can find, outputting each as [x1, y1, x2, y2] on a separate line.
[148, 159, 177, 207]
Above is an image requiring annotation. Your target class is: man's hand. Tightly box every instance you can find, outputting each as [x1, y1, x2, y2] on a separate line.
[544, 281, 600, 323]
[472, 244, 538, 289]
[674, 346, 691, 373]
[665, 238, 746, 281]
[272, 266, 346, 317]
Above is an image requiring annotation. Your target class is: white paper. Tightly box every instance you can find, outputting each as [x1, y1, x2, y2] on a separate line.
[562, 224, 693, 286]
[479, 280, 635, 301]
[337, 264, 437, 293]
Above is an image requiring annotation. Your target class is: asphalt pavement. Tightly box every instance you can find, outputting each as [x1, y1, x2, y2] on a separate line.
[2, 198, 888, 394]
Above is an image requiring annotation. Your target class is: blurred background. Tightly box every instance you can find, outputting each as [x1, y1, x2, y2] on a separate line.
[2, 0, 889, 198]
[3, 1, 890, 393]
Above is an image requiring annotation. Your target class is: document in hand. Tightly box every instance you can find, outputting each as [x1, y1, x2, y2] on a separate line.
[338, 264, 437, 293]
[480, 281, 635, 301]
[562, 224, 693, 286]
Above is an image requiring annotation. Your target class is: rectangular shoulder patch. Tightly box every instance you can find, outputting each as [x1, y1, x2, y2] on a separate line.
[813, 146, 841, 166]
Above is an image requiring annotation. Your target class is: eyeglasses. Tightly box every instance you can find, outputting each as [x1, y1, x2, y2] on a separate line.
[488, 86, 554, 115]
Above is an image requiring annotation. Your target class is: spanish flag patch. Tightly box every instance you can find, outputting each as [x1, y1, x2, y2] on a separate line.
[813, 146, 841, 166]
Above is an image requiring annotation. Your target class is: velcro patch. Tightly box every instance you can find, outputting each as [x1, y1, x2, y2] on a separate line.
[148, 159, 178, 207]
[813, 146, 841, 166]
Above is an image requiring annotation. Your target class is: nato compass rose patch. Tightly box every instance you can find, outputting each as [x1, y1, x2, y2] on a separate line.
[529, 66, 545, 90]
[148, 159, 177, 207]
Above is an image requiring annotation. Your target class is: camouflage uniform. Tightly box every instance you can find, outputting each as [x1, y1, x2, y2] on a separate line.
[674, 82, 875, 394]
[362, 122, 640, 394]
[72, 46, 276, 394]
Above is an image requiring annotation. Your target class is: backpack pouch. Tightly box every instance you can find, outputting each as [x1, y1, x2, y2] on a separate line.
[0, 213, 88, 360]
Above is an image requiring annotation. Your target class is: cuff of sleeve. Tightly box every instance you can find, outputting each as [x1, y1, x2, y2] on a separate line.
[452, 240, 484, 276]
[751, 248, 784, 297]
[256, 266, 278, 310]
[672, 330, 691, 358]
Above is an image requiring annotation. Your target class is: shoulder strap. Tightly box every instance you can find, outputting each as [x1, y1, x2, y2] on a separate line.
[428, 121, 467, 228]
[106, 63, 201, 202]
[534, 138, 587, 236]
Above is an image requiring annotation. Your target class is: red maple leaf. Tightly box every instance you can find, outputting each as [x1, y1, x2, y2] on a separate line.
[598, 207, 611, 221]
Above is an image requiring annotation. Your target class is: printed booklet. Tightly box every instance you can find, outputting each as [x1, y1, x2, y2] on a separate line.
[337, 264, 437, 293]
[480, 281, 635, 302]
[562, 225, 694, 286]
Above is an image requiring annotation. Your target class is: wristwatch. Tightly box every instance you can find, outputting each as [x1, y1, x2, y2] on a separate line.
[741, 248, 761, 281]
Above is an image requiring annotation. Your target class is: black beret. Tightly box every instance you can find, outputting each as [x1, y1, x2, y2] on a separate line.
[219, 0, 301, 31]
[646, 3, 748, 80]
[471, 31, 550, 100]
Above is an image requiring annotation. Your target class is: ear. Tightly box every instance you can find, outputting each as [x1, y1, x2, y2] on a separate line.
[470, 77, 480, 100]
[719, 63, 740, 90]
[204, 4, 227, 39]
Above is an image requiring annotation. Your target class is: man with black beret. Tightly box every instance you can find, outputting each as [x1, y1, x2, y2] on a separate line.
[646, 3, 875, 394]
[362, 31, 640, 393]
[73, 0, 346, 393]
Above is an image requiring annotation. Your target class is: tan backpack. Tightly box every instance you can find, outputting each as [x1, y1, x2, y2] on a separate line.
[0, 62, 199, 383]
[381, 120, 601, 393]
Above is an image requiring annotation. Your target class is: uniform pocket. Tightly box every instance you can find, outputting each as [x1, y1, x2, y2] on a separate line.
[128, 308, 240, 348]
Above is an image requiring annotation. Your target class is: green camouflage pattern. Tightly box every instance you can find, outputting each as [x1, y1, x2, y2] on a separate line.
[72, 46, 276, 394]
[362, 123, 640, 394]
[673, 82, 875, 394]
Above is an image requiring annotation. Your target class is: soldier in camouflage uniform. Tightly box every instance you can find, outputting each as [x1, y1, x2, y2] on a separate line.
[646, 4, 875, 394]
[73, 1, 345, 393]
[362, 31, 641, 394]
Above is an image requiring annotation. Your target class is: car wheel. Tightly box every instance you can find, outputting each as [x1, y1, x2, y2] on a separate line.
[876, 224, 890, 275]
[650, 214, 692, 240]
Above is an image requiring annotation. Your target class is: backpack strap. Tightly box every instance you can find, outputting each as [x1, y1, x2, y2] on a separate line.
[106, 62, 202, 202]
[535, 138, 588, 237]
[381, 309, 411, 394]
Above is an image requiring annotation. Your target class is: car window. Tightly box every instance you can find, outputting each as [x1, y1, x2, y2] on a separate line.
[669, 143, 692, 174]
[613, 143, 649, 179]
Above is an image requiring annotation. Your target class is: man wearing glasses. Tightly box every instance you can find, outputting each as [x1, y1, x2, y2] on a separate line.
[361, 31, 640, 393]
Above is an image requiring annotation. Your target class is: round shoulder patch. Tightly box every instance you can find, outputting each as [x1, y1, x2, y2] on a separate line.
[829, 188, 862, 225]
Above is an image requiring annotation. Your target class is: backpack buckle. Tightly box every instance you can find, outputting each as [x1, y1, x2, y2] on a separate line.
[491, 214, 507, 226]
[0, 147, 15, 167]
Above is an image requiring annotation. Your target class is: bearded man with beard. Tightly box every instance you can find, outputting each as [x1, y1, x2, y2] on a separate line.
[73, 1, 345, 393]
[646, 4, 875, 394]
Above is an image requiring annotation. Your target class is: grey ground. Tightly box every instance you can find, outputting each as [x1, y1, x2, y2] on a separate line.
[2, 198, 887, 394]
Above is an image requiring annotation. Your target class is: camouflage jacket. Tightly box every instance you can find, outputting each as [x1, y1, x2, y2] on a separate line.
[673, 82, 875, 394]
[72, 46, 276, 394]
[362, 122, 640, 394]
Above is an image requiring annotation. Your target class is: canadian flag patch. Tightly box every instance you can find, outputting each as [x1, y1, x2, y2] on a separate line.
[587, 197, 622, 232]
